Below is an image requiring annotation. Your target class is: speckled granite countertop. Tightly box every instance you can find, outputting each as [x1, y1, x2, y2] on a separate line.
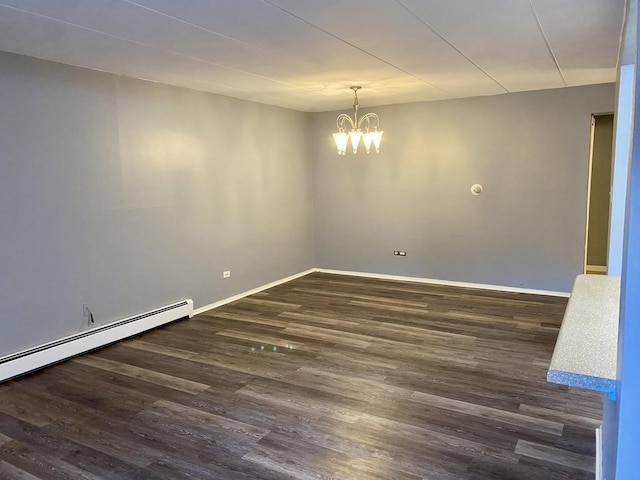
[547, 274, 620, 399]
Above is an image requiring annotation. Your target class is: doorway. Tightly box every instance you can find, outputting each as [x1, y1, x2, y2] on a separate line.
[584, 113, 614, 275]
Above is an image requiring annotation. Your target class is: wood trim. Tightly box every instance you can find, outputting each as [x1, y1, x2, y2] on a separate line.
[586, 265, 608, 274]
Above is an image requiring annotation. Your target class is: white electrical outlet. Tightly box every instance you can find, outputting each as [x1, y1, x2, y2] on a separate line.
[223, 270, 231, 279]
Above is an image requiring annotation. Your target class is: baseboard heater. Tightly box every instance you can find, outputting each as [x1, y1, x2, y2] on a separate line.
[0, 299, 193, 383]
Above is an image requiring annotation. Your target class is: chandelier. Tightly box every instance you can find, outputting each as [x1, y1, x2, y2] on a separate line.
[333, 86, 383, 155]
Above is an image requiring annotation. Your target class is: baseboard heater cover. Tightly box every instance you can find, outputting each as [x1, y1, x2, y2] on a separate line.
[0, 299, 193, 383]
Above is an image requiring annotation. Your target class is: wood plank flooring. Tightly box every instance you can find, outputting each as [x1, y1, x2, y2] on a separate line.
[0, 273, 601, 479]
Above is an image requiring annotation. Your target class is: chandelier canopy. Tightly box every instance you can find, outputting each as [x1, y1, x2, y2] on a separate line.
[333, 86, 383, 155]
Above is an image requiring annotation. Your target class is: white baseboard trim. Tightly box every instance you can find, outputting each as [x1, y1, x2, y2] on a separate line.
[192, 268, 316, 316]
[315, 268, 570, 297]
[0, 299, 193, 383]
[596, 426, 602, 480]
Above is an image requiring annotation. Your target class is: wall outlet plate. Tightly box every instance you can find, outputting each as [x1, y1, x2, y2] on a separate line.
[223, 270, 231, 278]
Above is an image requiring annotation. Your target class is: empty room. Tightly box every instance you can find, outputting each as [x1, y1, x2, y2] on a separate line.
[1, 1, 639, 479]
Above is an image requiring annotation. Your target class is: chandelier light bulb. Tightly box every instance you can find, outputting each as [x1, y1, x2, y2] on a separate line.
[333, 132, 348, 155]
[349, 131, 362, 154]
[371, 129, 383, 153]
[362, 131, 374, 154]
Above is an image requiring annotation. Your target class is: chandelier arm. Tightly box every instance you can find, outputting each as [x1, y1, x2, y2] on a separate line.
[336, 113, 356, 131]
[357, 112, 380, 130]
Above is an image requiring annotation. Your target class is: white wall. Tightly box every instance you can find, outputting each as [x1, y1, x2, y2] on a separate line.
[609, 64, 635, 275]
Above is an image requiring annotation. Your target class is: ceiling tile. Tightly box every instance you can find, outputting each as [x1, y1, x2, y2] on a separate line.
[264, 0, 506, 97]
[398, 0, 566, 91]
[0, 5, 303, 95]
[0, 0, 324, 87]
[0, 0, 624, 111]
[531, 0, 624, 86]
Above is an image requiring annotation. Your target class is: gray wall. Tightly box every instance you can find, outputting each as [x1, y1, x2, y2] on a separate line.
[312, 84, 616, 292]
[0, 48, 617, 358]
[0, 51, 314, 357]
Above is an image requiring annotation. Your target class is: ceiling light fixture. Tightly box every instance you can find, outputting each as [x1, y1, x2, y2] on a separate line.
[333, 86, 383, 155]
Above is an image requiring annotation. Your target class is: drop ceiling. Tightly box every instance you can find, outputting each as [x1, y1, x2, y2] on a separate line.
[0, 0, 626, 112]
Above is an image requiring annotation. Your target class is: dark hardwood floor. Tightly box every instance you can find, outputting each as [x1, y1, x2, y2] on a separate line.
[0, 273, 601, 479]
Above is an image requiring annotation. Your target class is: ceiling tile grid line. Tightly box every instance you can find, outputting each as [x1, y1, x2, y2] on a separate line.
[395, 0, 509, 94]
[0, 2, 334, 96]
[121, 0, 323, 72]
[527, 0, 567, 87]
[527, 0, 624, 87]
[261, 0, 458, 98]
[118, 0, 440, 102]
[0, 4, 262, 97]
[394, 0, 566, 92]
